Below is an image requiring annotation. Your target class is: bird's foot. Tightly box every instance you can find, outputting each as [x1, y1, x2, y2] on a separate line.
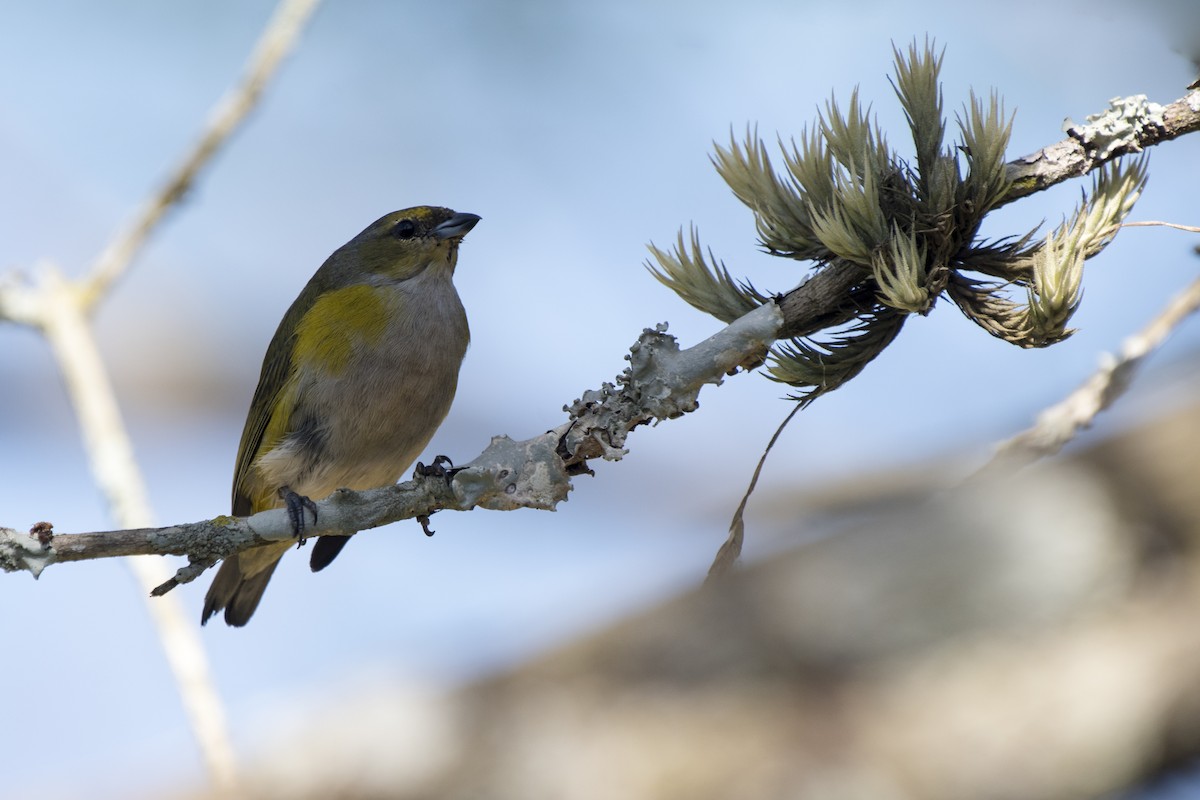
[278, 486, 318, 546]
[414, 457, 459, 537]
[415, 455, 459, 484]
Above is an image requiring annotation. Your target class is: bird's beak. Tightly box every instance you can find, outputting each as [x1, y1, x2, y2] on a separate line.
[433, 212, 482, 240]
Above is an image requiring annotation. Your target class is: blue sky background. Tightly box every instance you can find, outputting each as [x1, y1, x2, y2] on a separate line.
[2, 2, 1199, 797]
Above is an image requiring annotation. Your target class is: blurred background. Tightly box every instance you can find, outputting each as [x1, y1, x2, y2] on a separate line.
[2, 1, 1199, 798]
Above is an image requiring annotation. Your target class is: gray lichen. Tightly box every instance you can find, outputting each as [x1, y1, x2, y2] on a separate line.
[1064, 95, 1166, 158]
[563, 304, 782, 464]
[0, 527, 54, 578]
[452, 433, 572, 512]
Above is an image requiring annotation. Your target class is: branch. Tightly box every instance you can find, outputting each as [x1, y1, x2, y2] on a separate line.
[985, 273, 1200, 472]
[0, 1, 322, 792]
[1004, 93, 1200, 204]
[78, 0, 321, 309]
[1, 304, 783, 585]
[6, 91, 1200, 586]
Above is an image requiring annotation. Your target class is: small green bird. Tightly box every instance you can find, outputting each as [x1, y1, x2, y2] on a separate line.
[202, 206, 480, 626]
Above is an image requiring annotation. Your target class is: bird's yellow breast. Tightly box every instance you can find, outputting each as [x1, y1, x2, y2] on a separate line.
[292, 284, 389, 374]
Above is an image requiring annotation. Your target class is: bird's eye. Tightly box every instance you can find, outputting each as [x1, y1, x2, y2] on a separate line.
[391, 219, 417, 239]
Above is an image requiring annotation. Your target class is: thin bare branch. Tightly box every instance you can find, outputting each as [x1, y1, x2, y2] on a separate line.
[1122, 220, 1200, 234]
[32, 264, 239, 792]
[985, 275, 1200, 471]
[78, 0, 321, 309]
[0, 1, 323, 790]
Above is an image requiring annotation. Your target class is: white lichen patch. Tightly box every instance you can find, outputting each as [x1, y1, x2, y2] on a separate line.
[1063, 95, 1166, 158]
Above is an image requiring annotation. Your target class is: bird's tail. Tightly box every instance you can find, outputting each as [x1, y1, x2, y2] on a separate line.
[201, 542, 290, 626]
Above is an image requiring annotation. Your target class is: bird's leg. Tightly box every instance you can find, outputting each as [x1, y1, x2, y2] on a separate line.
[414, 457, 462, 537]
[278, 486, 319, 546]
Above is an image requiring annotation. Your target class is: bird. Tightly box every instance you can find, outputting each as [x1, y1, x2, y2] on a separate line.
[202, 206, 480, 626]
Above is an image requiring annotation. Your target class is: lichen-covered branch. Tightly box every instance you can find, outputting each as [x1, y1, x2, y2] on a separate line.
[3, 42, 1198, 629]
[0, 303, 783, 587]
[1002, 93, 1200, 205]
[4, 88, 1198, 587]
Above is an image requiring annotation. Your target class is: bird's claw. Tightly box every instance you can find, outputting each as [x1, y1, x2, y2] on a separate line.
[279, 487, 318, 546]
[415, 454, 459, 484]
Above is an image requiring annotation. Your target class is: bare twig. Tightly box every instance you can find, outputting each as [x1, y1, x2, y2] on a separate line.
[0, 0, 322, 792]
[31, 265, 239, 791]
[1122, 221, 1200, 233]
[986, 275, 1200, 471]
[78, 0, 321, 309]
[38, 269, 153, 522]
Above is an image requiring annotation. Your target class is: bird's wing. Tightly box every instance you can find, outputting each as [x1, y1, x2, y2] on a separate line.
[231, 276, 327, 516]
